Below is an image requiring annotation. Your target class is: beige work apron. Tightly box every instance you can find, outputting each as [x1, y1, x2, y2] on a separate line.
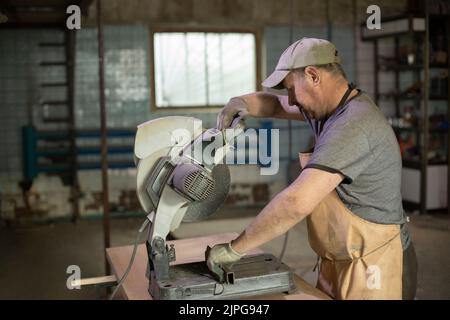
[299, 152, 403, 300]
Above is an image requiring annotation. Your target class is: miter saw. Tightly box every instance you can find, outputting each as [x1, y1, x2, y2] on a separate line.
[132, 116, 296, 300]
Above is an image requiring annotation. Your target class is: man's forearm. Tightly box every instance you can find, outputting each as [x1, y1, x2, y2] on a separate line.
[231, 186, 307, 254]
[237, 92, 280, 118]
[230, 167, 344, 254]
[238, 92, 303, 121]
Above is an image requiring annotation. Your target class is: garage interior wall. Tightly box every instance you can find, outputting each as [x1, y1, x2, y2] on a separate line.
[0, 0, 407, 220]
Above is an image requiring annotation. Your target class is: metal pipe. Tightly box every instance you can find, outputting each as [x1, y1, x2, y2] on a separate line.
[204, 33, 209, 106]
[279, 0, 295, 264]
[352, 0, 358, 84]
[66, 29, 80, 223]
[287, 0, 294, 171]
[96, 0, 110, 274]
[448, 13, 450, 215]
[326, 0, 332, 42]
[374, 40, 379, 105]
[421, 2, 430, 215]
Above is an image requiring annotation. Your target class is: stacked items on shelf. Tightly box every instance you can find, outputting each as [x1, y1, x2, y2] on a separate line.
[362, 8, 449, 212]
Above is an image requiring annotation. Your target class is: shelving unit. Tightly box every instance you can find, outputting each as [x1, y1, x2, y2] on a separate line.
[361, 8, 450, 214]
[22, 127, 136, 177]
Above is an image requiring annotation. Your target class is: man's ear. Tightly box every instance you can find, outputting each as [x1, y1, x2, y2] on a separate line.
[304, 66, 320, 86]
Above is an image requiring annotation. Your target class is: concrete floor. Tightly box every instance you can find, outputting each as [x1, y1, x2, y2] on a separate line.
[0, 208, 449, 300]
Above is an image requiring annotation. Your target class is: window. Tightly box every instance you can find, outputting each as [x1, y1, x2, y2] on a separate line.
[151, 29, 260, 109]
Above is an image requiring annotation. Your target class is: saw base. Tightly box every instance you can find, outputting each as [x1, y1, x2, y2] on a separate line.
[149, 254, 297, 300]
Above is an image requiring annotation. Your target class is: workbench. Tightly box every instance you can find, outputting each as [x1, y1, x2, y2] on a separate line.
[106, 232, 331, 300]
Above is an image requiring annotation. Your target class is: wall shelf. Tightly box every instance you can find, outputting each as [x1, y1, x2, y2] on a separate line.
[362, 9, 450, 213]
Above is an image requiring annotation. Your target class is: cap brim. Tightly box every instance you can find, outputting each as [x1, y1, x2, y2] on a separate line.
[261, 70, 290, 89]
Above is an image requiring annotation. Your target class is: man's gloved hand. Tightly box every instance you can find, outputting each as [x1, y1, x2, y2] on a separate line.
[205, 242, 245, 282]
[216, 97, 249, 130]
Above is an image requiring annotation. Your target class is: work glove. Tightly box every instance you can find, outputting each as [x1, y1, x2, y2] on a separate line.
[205, 242, 245, 283]
[216, 97, 249, 130]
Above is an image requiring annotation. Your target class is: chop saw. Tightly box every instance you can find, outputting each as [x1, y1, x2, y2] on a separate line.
[133, 116, 296, 300]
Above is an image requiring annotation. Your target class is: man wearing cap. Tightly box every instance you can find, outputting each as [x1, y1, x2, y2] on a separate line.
[206, 38, 418, 300]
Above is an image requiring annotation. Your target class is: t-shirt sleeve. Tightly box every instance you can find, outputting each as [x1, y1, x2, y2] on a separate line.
[304, 121, 373, 184]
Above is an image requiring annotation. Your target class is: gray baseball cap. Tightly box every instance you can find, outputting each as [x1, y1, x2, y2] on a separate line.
[262, 37, 341, 89]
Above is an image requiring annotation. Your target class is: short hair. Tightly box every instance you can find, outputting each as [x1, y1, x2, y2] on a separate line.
[293, 63, 347, 80]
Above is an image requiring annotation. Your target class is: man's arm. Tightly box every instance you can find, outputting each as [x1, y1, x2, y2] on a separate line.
[231, 168, 344, 254]
[217, 92, 304, 129]
[238, 92, 304, 121]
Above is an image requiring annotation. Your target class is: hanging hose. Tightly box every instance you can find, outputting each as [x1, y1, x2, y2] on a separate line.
[109, 216, 151, 300]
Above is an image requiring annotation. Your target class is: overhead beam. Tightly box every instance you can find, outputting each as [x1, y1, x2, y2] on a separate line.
[0, 0, 86, 27]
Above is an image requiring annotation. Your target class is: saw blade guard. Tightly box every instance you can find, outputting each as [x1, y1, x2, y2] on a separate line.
[134, 116, 244, 238]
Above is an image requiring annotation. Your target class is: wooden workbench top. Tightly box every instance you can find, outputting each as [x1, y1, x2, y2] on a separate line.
[106, 232, 330, 300]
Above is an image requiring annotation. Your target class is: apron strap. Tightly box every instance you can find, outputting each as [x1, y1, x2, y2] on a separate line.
[336, 83, 356, 108]
[313, 255, 321, 272]
[318, 83, 356, 134]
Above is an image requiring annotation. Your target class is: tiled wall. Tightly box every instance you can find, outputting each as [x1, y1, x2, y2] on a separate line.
[75, 26, 221, 129]
[76, 26, 150, 128]
[1, 25, 359, 220]
[0, 29, 64, 177]
[0, 29, 68, 220]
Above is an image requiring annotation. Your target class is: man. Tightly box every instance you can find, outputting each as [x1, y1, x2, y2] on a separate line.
[206, 38, 418, 300]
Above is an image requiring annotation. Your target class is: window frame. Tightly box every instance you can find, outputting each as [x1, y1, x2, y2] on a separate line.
[149, 26, 262, 112]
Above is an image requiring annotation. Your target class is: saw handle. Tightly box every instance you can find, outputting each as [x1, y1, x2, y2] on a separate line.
[230, 112, 246, 130]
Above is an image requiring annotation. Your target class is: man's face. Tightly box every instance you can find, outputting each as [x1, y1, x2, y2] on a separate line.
[283, 69, 326, 120]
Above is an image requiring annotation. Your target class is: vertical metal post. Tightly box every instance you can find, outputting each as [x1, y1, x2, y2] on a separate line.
[326, 0, 332, 42]
[374, 40, 379, 105]
[287, 0, 294, 170]
[204, 33, 209, 106]
[279, 0, 295, 263]
[447, 15, 450, 214]
[66, 29, 80, 223]
[97, 0, 110, 274]
[352, 0, 358, 84]
[394, 36, 400, 118]
[421, 3, 430, 215]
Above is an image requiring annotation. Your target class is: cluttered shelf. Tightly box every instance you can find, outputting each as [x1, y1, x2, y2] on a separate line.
[397, 128, 448, 168]
[365, 10, 449, 212]
[403, 158, 448, 170]
[389, 111, 449, 131]
[398, 125, 448, 169]
[377, 64, 448, 102]
[376, 72, 448, 101]
[378, 93, 448, 101]
[392, 126, 448, 133]
[378, 62, 448, 71]
[394, 112, 449, 170]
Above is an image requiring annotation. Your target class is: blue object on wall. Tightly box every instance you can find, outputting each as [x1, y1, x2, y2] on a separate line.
[22, 125, 136, 180]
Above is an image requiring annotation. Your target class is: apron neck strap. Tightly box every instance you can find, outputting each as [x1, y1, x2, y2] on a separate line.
[337, 82, 357, 109]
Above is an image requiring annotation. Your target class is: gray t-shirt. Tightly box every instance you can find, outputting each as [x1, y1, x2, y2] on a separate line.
[300, 91, 411, 249]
